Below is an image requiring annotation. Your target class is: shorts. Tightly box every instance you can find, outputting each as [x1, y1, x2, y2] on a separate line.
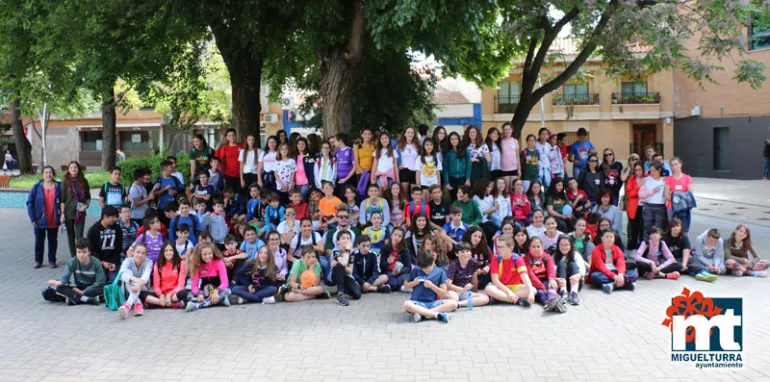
[505, 284, 524, 292]
[399, 168, 416, 183]
[421, 185, 431, 190]
[498, 170, 519, 177]
[410, 299, 454, 310]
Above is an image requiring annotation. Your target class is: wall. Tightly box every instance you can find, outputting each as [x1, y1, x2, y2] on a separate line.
[674, 116, 769, 180]
[29, 124, 81, 171]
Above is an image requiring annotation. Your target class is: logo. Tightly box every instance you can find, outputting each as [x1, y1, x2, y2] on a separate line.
[662, 288, 743, 369]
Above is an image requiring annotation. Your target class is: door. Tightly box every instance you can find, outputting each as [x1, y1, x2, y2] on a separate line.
[632, 124, 657, 156]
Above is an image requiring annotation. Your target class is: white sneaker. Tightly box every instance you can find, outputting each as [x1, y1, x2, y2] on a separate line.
[400, 285, 413, 293]
[235, 296, 245, 305]
[262, 296, 276, 305]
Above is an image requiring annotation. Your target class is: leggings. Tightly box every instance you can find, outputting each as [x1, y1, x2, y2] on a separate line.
[242, 173, 259, 198]
[448, 177, 466, 201]
[725, 259, 770, 276]
[636, 261, 682, 276]
[231, 285, 277, 303]
[139, 290, 191, 303]
[64, 218, 85, 258]
[332, 264, 362, 299]
[627, 204, 644, 251]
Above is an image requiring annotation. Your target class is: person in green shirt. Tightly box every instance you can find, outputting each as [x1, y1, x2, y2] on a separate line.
[189, 134, 216, 178]
[545, 178, 572, 232]
[44, 239, 104, 305]
[282, 246, 330, 302]
[452, 185, 482, 226]
[520, 134, 540, 192]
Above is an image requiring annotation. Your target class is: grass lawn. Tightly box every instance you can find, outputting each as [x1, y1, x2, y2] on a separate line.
[9, 171, 111, 190]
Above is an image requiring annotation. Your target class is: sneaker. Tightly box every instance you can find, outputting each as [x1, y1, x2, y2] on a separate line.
[377, 285, 392, 294]
[544, 297, 560, 312]
[666, 271, 680, 280]
[554, 299, 568, 314]
[601, 283, 614, 294]
[49, 263, 57, 269]
[695, 272, 718, 282]
[170, 301, 185, 310]
[569, 291, 580, 306]
[86, 296, 100, 306]
[436, 312, 449, 323]
[278, 285, 290, 298]
[315, 291, 331, 300]
[412, 313, 423, 323]
[133, 303, 144, 317]
[626, 282, 636, 291]
[336, 294, 349, 306]
[643, 272, 655, 280]
[118, 303, 130, 319]
[235, 296, 245, 305]
[65, 298, 76, 306]
[185, 301, 200, 313]
[222, 296, 231, 307]
[262, 296, 276, 305]
[517, 298, 531, 307]
[33, 263, 42, 269]
[400, 285, 413, 293]
[750, 271, 767, 277]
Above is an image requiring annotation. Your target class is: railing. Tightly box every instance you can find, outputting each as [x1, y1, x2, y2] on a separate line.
[494, 95, 520, 113]
[612, 92, 661, 104]
[553, 93, 599, 106]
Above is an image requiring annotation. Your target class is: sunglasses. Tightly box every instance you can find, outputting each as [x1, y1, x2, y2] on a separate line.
[286, 212, 296, 216]
[604, 153, 613, 156]
[588, 159, 598, 163]
[337, 215, 349, 219]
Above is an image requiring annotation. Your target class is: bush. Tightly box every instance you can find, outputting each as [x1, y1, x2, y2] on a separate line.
[118, 151, 191, 185]
[9, 171, 112, 190]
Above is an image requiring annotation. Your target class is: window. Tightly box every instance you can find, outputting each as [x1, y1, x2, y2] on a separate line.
[497, 81, 521, 104]
[713, 127, 729, 171]
[119, 130, 160, 152]
[750, 12, 770, 51]
[621, 82, 647, 96]
[81, 131, 103, 151]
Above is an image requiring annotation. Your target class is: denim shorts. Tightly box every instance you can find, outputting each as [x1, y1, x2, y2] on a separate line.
[411, 299, 449, 310]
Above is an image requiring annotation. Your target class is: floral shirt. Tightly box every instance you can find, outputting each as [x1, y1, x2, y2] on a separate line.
[467, 143, 490, 159]
[275, 159, 297, 192]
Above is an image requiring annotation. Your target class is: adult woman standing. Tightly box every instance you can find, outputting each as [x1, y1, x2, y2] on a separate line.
[189, 134, 215, 180]
[462, 125, 490, 181]
[239, 134, 260, 194]
[577, 153, 603, 206]
[664, 157, 694, 235]
[625, 163, 645, 251]
[499, 122, 521, 193]
[215, 128, 244, 194]
[600, 148, 623, 205]
[27, 166, 61, 268]
[60, 161, 91, 258]
[639, 162, 667, 239]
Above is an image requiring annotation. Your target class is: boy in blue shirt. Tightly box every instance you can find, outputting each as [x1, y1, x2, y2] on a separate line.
[153, 160, 184, 225]
[402, 250, 458, 323]
[239, 226, 265, 260]
[98, 166, 126, 209]
[263, 192, 285, 232]
[168, 198, 199, 244]
[189, 171, 215, 211]
[441, 205, 469, 246]
[567, 128, 596, 179]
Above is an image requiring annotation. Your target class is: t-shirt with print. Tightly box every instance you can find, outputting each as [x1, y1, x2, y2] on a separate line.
[240, 239, 266, 260]
[446, 258, 482, 288]
[417, 156, 442, 187]
[335, 147, 354, 179]
[362, 226, 389, 255]
[128, 183, 148, 220]
[467, 143, 490, 159]
[274, 159, 297, 192]
[289, 259, 322, 285]
[489, 254, 527, 285]
[664, 235, 691, 263]
[398, 143, 420, 172]
[602, 162, 623, 193]
[99, 182, 126, 207]
[526, 255, 549, 282]
[545, 195, 567, 215]
[568, 140, 596, 170]
[189, 146, 215, 175]
[603, 249, 617, 271]
[375, 149, 395, 173]
[258, 151, 278, 173]
[520, 148, 540, 180]
[442, 221, 468, 243]
[408, 265, 447, 303]
[289, 232, 322, 253]
[191, 183, 216, 211]
[428, 200, 449, 228]
[131, 231, 165, 264]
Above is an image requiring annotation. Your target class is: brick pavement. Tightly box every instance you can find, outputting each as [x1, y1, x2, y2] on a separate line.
[1, 208, 769, 382]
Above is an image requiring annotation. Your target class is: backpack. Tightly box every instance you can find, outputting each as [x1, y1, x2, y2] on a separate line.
[645, 240, 663, 261]
[497, 253, 519, 276]
[41, 287, 66, 302]
[103, 272, 125, 311]
[409, 200, 426, 216]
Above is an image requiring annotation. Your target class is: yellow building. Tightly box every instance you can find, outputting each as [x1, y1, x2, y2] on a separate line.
[480, 39, 674, 163]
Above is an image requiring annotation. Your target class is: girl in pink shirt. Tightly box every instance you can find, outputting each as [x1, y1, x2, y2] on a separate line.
[142, 242, 188, 309]
[186, 242, 231, 312]
[664, 157, 694, 233]
[499, 122, 521, 194]
[509, 178, 532, 227]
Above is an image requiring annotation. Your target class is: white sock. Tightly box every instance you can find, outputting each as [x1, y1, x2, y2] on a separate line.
[80, 296, 90, 303]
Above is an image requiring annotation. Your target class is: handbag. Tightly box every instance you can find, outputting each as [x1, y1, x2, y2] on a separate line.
[103, 272, 125, 311]
[356, 170, 371, 197]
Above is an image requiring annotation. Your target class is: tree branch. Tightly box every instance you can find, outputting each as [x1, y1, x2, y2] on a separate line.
[522, 7, 580, 94]
[345, 0, 365, 63]
[532, 0, 619, 101]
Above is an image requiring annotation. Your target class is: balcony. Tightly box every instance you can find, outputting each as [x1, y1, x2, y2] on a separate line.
[552, 93, 599, 106]
[495, 95, 520, 113]
[612, 92, 661, 104]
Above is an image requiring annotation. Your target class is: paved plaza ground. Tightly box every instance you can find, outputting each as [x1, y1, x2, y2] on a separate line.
[1, 179, 769, 381]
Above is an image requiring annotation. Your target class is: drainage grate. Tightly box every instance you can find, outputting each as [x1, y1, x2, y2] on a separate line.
[734, 207, 747, 210]
[725, 212, 739, 216]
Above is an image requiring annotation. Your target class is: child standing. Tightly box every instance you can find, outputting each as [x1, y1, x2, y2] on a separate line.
[446, 242, 490, 308]
[314, 141, 338, 190]
[186, 243, 232, 311]
[257, 136, 279, 191]
[117, 243, 154, 319]
[232, 246, 279, 304]
[402, 251, 458, 323]
[274, 143, 297, 205]
[334, 133, 356, 196]
[396, 126, 420, 195]
[415, 138, 442, 201]
[153, 160, 184, 226]
[520, 134, 540, 193]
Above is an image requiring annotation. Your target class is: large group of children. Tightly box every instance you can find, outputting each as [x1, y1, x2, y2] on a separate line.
[32, 124, 767, 323]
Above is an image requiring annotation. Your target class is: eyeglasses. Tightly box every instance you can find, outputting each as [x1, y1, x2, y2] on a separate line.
[269, 238, 280, 242]
[286, 212, 296, 216]
[337, 215, 349, 219]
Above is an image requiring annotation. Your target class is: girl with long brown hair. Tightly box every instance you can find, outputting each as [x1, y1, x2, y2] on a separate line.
[60, 161, 91, 258]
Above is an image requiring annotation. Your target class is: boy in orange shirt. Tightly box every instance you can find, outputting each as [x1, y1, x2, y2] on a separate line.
[318, 181, 342, 229]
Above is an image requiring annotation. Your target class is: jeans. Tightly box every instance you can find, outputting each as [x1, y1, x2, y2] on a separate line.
[232, 285, 277, 303]
[297, 183, 311, 200]
[636, 261, 682, 276]
[104, 267, 119, 284]
[385, 271, 409, 290]
[319, 255, 333, 286]
[589, 269, 639, 288]
[642, 203, 667, 240]
[764, 157, 770, 178]
[573, 168, 582, 180]
[34, 227, 58, 265]
[64, 219, 85, 258]
[332, 264, 362, 299]
[557, 259, 583, 292]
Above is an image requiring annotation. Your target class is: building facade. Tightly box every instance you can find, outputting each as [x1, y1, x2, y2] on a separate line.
[673, 17, 770, 180]
[481, 39, 675, 165]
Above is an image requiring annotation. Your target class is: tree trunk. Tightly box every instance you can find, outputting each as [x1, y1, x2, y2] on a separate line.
[9, 93, 33, 173]
[101, 85, 117, 170]
[230, 73, 262, 142]
[318, 0, 365, 138]
[510, 98, 533, 140]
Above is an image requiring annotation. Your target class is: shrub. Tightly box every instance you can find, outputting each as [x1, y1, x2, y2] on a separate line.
[118, 151, 191, 185]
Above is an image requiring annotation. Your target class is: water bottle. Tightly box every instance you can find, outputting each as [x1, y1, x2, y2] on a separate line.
[466, 291, 473, 311]
[60, 224, 66, 234]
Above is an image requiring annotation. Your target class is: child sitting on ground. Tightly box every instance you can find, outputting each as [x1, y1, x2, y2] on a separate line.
[117, 243, 154, 319]
[484, 234, 535, 306]
[380, 226, 412, 293]
[446, 242, 490, 308]
[232, 246, 279, 305]
[174, 223, 195, 260]
[263, 192, 285, 232]
[524, 236, 567, 313]
[402, 250, 458, 323]
[43, 239, 103, 306]
[588, 229, 638, 294]
[351, 235, 391, 294]
[329, 230, 361, 306]
[186, 242, 232, 312]
[222, 234, 248, 281]
[282, 245, 330, 302]
[142, 242, 188, 310]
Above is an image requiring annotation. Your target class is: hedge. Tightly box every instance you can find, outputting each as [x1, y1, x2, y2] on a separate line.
[118, 151, 191, 185]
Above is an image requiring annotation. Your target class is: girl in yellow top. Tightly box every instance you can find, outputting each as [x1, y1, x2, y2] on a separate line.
[354, 127, 375, 174]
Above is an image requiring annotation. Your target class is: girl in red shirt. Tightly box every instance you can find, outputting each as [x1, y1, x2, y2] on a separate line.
[142, 242, 188, 309]
[215, 128, 245, 195]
